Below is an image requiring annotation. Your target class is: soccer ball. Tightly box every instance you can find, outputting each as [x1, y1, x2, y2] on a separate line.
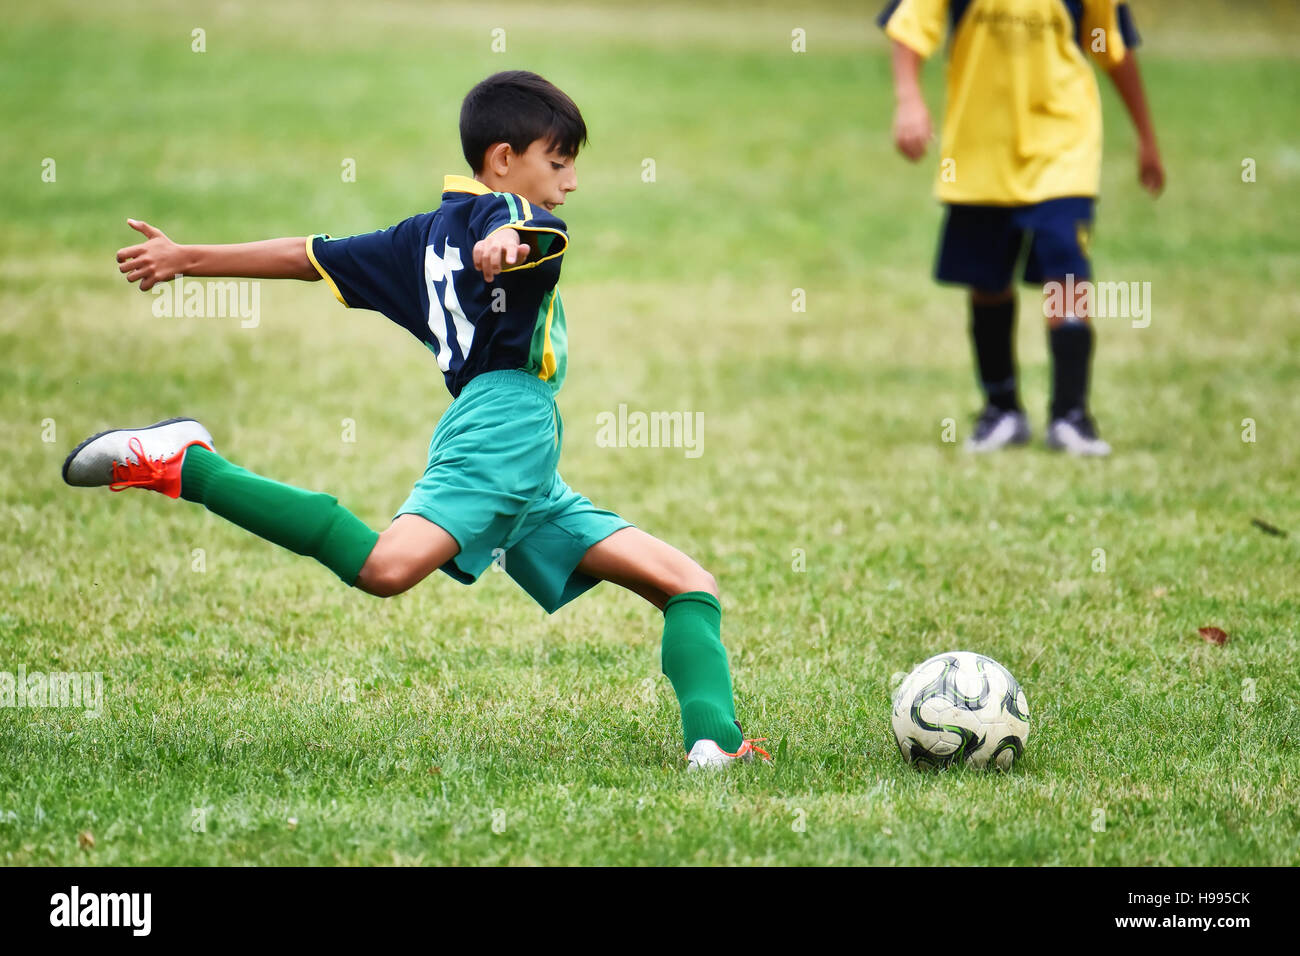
[891, 651, 1030, 770]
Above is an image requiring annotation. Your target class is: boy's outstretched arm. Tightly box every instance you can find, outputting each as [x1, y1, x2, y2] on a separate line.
[890, 39, 932, 161]
[116, 219, 319, 291]
[1106, 52, 1165, 195]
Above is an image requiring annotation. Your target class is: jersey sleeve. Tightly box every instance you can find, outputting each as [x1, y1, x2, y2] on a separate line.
[877, 0, 949, 59]
[1117, 3, 1141, 49]
[1082, 0, 1139, 70]
[306, 215, 427, 324]
[466, 193, 569, 275]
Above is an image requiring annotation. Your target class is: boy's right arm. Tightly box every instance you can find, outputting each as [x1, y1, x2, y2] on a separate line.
[890, 39, 932, 161]
[116, 219, 319, 291]
[877, 1, 945, 161]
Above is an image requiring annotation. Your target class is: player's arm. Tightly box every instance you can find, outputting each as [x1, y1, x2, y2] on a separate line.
[1105, 52, 1165, 195]
[469, 196, 568, 283]
[1087, 1, 1164, 196]
[116, 219, 319, 291]
[877, 0, 946, 161]
[890, 40, 933, 161]
[472, 228, 531, 283]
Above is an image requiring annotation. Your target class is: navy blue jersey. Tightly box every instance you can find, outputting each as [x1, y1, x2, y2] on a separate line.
[307, 175, 571, 397]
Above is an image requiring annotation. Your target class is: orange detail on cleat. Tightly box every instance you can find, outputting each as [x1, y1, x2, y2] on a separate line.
[684, 738, 773, 764]
[108, 437, 210, 499]
[736, 739, 772, 762]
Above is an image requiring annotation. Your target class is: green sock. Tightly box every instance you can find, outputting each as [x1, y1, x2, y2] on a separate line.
[179, 445, 379, 586]
[661, 591, 743, 752]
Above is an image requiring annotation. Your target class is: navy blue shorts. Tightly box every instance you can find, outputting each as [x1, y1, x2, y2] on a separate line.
[935, 197, 1095, 291]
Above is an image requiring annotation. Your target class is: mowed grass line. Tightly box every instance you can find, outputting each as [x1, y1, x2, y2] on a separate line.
[1, 1, 1298, 864]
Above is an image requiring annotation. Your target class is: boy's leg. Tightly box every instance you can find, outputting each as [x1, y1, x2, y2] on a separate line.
[966, 286, 1031, 452]
[1026, 198, 1110, 455]
[187, 446, 459, 594]
[574, 526, 715, 610]
[970, 286, 1021, 413]
[64, 421, 457, 594]
[355, 514, 459, 597]
[1043, 280, 1109, 455]
[1045, 276, 1094, 421]
[575, 527, 746, 755]
[936, 204, 1029, 451]
[180, 444, 380, 585]
[493, 477, 758, 765]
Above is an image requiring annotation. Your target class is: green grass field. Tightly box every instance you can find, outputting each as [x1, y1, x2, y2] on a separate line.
[2, 0, 1298, 865]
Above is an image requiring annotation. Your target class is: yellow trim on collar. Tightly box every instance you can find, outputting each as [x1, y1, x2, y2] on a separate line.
[443, 174, 491, 195]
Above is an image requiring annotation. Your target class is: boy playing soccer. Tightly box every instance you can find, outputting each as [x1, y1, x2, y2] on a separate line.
[64, 71, 765, 770]
[879, 0, 1164, 454]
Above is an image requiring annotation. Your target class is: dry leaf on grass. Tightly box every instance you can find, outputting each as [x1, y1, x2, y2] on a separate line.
[1198, 626, 1229, 645]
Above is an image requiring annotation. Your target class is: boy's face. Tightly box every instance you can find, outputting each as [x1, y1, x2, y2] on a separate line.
[482, 139, 577, 212]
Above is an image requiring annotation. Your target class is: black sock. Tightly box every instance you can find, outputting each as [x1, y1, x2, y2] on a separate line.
[970, 298, 1020, 411]
[1049, 319, 1094, 420]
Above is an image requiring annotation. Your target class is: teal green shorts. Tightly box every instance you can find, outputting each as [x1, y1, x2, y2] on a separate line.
[395, 369, 631, 613]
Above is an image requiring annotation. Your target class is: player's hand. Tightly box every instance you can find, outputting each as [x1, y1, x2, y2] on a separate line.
[893, 97, 933, 162]
[1138, 138, 1165, 196]
[116, 219, 187, 291]
[473, 228, 531, 283]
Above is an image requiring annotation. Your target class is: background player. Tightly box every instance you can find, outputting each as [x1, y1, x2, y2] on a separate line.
[880, 0, 1165, 454]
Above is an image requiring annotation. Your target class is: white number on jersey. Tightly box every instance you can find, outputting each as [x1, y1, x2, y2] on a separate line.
[424, 240, 476, 372]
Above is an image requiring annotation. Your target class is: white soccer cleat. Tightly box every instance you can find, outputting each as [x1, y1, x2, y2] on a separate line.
[63, 418, 214, 498]
[686, 738, 772, 772]
[1046, 411, 1111, 457]
[965, 407, 1031, 453]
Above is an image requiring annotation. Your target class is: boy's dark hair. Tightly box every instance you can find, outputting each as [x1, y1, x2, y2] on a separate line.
[460, 71, 588, 173]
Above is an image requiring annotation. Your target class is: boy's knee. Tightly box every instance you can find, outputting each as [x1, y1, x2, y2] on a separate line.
[673, 565, 718, 601]
[356, 555, 416, 598]
[698, 569, 719, 598]
[971, 286, 1013, 306]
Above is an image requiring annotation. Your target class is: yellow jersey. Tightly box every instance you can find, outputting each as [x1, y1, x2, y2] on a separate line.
[880, 0, 1139, 204]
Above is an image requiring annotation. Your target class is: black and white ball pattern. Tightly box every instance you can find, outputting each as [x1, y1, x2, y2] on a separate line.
[891, 651, 1030, 770]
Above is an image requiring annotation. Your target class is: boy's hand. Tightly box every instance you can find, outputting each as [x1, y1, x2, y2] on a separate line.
[893, 97, 933, 161]
[473, 228, 531, 283]
[1138, 137, 1165, 196]
[117, 219, 187, 291]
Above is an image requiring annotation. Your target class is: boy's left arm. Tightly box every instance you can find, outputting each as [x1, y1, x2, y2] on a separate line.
[468, 196, 569, 284]
[1087, 1, 1165, 196]
[1107, 51, 1165, 195]
[473, 229, 530, 284]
